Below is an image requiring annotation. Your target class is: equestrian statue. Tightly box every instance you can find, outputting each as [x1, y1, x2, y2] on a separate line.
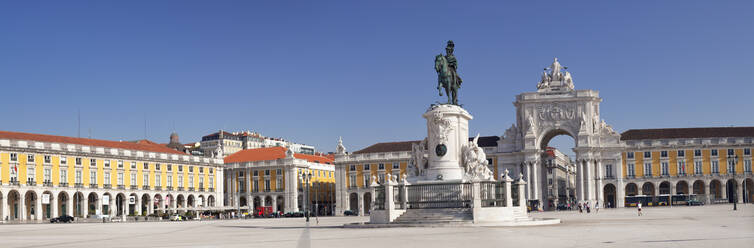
[435, 40, 463, 105]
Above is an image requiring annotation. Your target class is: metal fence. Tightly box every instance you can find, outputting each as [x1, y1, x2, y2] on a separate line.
[406, 183, 472, 209]
[480, 181, 506, 207]
[393, 185, 403, 209]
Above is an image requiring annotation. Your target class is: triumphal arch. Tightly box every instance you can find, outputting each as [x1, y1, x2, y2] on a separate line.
[495, 58, 625, 210]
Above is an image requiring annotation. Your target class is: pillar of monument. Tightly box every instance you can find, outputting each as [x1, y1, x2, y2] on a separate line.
[422, 104, 472, 181]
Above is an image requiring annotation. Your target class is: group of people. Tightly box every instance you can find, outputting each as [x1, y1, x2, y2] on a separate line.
[577, 201, 600, 213]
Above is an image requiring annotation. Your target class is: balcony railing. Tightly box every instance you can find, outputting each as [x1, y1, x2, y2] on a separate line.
[188, 187, 194, 191]
[75, 183, 84, 188]
[178, 187, 184, 191]
[275, 188, 284, 192]
[118, 185, 125, 190]
[27, 179, 37, 186]
[209, 188, 214, 192]
[89, 183, 98, 188]
[264, 189, 271, 192]
[43, 181, 53, 187]
[104, 184, 112, 189]
[154, 186, 162, 190]
[199, 188, 205, 192]
[59, 182, 68, 187]
[166, 186, 173, 191]
[143, 185, 150, 190]
[130, 185, 138, 190]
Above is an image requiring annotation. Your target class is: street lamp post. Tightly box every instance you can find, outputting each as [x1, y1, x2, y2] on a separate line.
[727, 154, 738, 211]
[299, 172, 312, 222]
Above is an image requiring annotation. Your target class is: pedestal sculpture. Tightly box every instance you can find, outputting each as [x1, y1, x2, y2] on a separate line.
[420, 104, 472, 181]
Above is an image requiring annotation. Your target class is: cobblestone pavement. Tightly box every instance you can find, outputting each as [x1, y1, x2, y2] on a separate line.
[0, 204, 751, 248]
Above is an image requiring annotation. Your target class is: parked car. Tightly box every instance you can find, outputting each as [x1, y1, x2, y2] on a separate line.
[50, 215, 75, 223]
[343, 210, 357, 216]
[687, 199, 704, 206]
[169, 215, 183, 221]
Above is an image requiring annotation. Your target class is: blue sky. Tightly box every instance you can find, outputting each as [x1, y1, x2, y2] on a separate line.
[1, 1, 752, 155]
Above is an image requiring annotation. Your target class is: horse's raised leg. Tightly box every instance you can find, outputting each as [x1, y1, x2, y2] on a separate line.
[445, 86, 451, 104]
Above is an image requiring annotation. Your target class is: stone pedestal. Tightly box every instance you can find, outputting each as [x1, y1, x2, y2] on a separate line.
[422, 104, 472, 181]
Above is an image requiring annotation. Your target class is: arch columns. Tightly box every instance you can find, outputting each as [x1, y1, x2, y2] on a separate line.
[50, 193, 58, 218]
[357, 192, 364, 216]
[35, 191, 43, 220]
[576, 160, 584, 203]
[66, 193, 74, 217]
[596, 160, 604, 204]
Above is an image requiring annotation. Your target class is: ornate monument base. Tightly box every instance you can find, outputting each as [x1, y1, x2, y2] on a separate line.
[417, 104, 471, 182]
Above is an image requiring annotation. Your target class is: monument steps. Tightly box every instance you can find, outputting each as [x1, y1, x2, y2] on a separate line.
[392, 208, 473, 224]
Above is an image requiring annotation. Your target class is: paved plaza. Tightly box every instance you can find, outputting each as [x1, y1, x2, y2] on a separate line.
[0, 204, 750, 248]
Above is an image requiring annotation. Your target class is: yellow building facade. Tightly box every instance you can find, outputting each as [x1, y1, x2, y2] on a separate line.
[0, 131, 224, 222]
[223, 147, 335, 215]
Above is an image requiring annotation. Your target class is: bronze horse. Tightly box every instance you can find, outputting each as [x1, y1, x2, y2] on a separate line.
[435, 54, 460, 105]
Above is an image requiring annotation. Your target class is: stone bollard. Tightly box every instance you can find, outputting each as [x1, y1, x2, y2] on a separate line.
[401, 175, 410, 209]
[472, 181, 482, 223]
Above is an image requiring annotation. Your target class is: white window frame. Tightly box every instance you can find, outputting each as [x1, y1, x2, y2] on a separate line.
[167, 175, 172, 187]
[130, 172, 137, 186]
[677, 161, 686, 175]
[104, 171, 111, 185]
[90, 171, 97, 185]
[644, 163, 652, 177]
[744, 159, 752, 172]
[694, 161, 703, 175]
[60, 168, 67, 184]
[117, 172, 123, 185]
[711, 160, 719, 174]
[75, 170, 82, 184]
[627, 163, 635, 177]
[155, 174, 161, 187]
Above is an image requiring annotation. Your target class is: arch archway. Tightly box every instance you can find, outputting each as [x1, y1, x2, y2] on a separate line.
[25, 190, 39, 220]
[102, 192, 113, 216]
[363, 192, 372, 215]
[73, 192, 85, 217]
[603, 184, 616, 208]
[710, 180, 722, 200]
[692, 180, 705, 195]
[57, 191, 69, 217]
[208, 195, 215, 207]
[141, 194, 151, 215]
[115, 193, 126, 216]
[349, 193, 358, 212]
[41, 191, 53, 219]
[744, 178, 753, 203]
[276, 195, 284, 213]
[726, 179, 738, 203]
[153, 194, 163, 214]
[239, 197, 247, 207]
[7, 190, 21, 220]
[264, 196, 272, 207]
[253, 197, 261, 211]
[177, 194, 185, 209]
[659, 181, 671, 195]
[625, 183, 638, 196]
[641, 182, 655, 196]
[87, 192, 99, 217]
[129, 193, 139, 215]
[676, 181, 689, 195]
[537, 129, 576, 211]
[187, 195, 195, 208]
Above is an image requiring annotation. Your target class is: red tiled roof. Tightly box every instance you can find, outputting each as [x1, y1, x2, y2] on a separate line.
[0, 130, 186, 155]
[620, 127, 754, 140]
[223, 147, 333, 164]
[353, 136, 499, 154]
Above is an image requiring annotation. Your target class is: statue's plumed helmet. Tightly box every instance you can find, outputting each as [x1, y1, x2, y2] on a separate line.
[446, 40, 454, 48]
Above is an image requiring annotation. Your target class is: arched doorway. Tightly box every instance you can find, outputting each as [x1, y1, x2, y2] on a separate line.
[676, 181, 689, 195]
[692, 180, 705, 195]
[641, 182, 655, 196]
[239, 197, 247, 207]
[177, 194, 185, 209]
[87, 192, 98, 217]
[73, 192, 85, 218]
[102, 193, 112, 216]
[726, 179, 738, 203]
[659, 181, 671, 195]
[187, 195, 195, 209]
[253, 197, 261, 211]
[25, 191, 38, 220]
[603, 184, 616, 208]
[538, 130, 576, 211]
[141, 194, 151, 215]
[276, 196, 284, 212]
[363, 192, 372, 215]
[57, 192, 69, 217]
[208, 195, 215, 207]
[153, 194, 163, 214]
[7, 190, 21, 220]
[41, 191, 53, 219]
[115, 194, 125, 216]
[129, 193, 139, 215]
[349, 193, 358, 212]
[744, 178, 754, 203]
[710, 180, 722, 200]
[625, 183, 638, 196]
[264, 196, 272, 208]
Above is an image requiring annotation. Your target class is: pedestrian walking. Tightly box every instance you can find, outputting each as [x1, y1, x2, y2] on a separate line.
[586, 201, 591, 213]
[594, 201, 599, 213]
[578, 203, 583, 213]
[637, 202, 643, 216]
